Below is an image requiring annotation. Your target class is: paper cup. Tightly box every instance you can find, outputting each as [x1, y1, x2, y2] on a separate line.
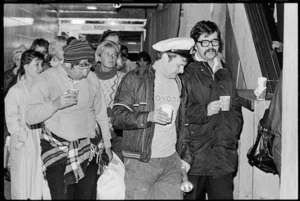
[181, 181, 194, 193]
[220, 96, 230, 111]
[159, 104, 173, 122]
[257, 77, 267, 88]
[68, 88, 79, 99]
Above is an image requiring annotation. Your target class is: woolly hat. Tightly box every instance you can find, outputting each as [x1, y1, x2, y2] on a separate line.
[63, 39, 95, 63]
[152, 37, 195, 59]
[12, 45, 27, 62]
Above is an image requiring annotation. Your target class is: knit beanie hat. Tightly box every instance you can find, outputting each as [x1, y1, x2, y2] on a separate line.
[63, 39, 95, 63]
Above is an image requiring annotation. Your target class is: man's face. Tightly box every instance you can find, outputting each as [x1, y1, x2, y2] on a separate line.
[136, 58, 148, 68]
[195, 31, 219, 61]
[34, 45, 47, 56]
[160, 53, 188, 79]
[65, 59, 93, 80]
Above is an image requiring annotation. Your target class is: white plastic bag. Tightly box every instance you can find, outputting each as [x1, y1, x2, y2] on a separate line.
[97, 151, 125, 200]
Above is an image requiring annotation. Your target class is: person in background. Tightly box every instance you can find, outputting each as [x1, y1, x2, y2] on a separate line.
[25, 39, 112, 199]
[29, 38, 51, 71]
[5, 50, 51, 199]
[119, 44, 137, 73]
[136, 51, 152, 74]
[99, 29, 126, 71]
[4, 45, 27, 95]
[182, 20, 243, 200]
[99, 29, 121, 48]
[66, 36, 77, 45]
[48, 35, 67, 67]
[3, 44, 27, 182]
[111, 37, 195, 199]
[93, 40, 126, 161]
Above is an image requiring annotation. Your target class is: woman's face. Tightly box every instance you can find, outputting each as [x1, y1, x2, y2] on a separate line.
[25, 57, 43, 78]
[98, 47, 119, 70]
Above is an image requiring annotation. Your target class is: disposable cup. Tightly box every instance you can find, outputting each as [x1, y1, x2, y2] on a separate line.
[159, 104, 173, 122]
[220, 96, 231, 111]
[68, 88, 79, 99]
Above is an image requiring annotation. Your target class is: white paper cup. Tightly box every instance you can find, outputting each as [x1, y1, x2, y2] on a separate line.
[68, 88, 79, 99]
[220, 96, 230, 111]
[257, 77, 267, 88]
[181, 181, 194, 193]
[159, 104, 173, 122]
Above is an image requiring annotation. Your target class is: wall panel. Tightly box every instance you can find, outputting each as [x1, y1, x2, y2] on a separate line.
[3, 4, 58, 71]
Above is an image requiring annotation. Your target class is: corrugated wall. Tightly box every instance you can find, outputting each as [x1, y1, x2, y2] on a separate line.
[3, 4, 58, 72]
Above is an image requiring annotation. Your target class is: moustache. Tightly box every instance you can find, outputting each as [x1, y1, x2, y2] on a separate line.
[204, 49, 217, 55]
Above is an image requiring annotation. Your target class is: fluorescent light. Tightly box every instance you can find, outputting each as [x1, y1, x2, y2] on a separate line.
[4, 17, 34, 27]
[87, 6, 97, 10]
[71, 19, 86, 24]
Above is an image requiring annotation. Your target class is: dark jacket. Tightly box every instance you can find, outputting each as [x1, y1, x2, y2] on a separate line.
[4, 66, 18, 96]
[181, 60, 243, 176]
[111, 65, 194, 164]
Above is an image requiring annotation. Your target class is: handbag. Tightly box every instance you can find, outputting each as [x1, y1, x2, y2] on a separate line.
[247, 109, 279, 175]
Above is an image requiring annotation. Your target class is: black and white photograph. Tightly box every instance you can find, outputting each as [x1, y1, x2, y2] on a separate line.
[2, 1, 298, 200]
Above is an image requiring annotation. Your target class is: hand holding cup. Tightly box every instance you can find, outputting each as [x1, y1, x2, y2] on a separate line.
[52, 89, 79, 110]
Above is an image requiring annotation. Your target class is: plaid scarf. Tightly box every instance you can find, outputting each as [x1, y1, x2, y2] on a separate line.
[40, 123, 107, 185]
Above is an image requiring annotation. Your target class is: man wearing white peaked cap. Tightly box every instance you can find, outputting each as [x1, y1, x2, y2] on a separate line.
[111, 37, 195, 199]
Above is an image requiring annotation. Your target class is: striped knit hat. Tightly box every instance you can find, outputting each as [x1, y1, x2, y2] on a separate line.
[63, 39, 95, 63]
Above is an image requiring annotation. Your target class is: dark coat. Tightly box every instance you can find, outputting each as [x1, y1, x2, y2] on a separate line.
[111, 65, 194, 164]
[181, 60, 243, 176]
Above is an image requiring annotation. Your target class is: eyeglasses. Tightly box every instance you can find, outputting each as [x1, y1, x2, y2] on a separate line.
[75, 61, 93, 69]
[197, 39, 220, 47]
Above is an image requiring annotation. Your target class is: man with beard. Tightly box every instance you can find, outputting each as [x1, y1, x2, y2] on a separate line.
[182, 20, 243, 200]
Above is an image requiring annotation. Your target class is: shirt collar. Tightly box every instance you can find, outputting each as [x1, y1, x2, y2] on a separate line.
[194, 53, 222, 73]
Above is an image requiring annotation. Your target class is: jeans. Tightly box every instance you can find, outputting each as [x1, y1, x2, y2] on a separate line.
[124, 152, 182, 199]
[46, 157, 99, 200]
[184, 173, 234, 200]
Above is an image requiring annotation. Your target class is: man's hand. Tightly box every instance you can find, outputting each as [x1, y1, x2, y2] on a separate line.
[207, 100, 221, 116]
[147, 109, 171, 125]
[52, 92, 78, 110]
[181, 159, 191, 173]
[105, 147, 113, 162]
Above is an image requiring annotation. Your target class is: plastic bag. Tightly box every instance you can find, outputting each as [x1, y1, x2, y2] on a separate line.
[97, 151, 125, 200]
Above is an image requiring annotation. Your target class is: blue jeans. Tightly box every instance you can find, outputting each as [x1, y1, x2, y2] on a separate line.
[124, 152, 183, 199]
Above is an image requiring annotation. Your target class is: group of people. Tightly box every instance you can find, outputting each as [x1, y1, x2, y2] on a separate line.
[4, 20, 244, 200]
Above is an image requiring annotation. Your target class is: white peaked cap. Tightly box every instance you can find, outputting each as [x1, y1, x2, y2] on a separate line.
[152, 37, 195, 52]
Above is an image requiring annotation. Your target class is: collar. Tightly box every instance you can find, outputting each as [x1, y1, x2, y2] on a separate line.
[194, 53, 223, 73]
[94, 63, 118, 80]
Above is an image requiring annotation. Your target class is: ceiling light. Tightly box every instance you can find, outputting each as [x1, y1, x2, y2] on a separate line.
[113, 4, 121, 9]
[87, 6, 97, 10]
